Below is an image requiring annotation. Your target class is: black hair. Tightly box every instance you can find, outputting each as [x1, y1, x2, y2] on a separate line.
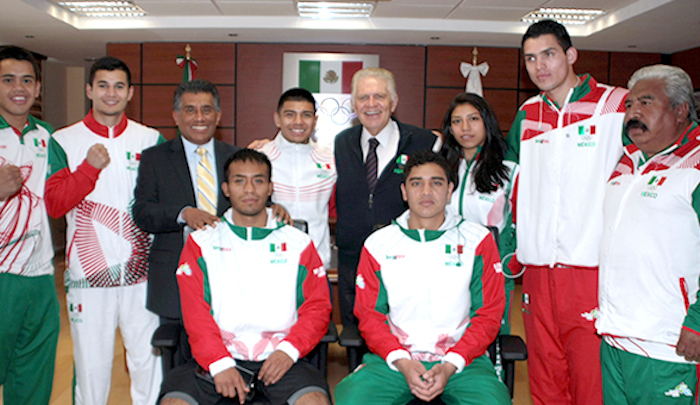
[89, 56, 131, 86]
[224, 148, 272, 182]
[439, 92, 509, 194]
[278, 88, 317, 113]
[174, 79, 220, 112]
[0, 46, 40, 79]
[403, 149, 454, 187]
[522, 19, 573, 52]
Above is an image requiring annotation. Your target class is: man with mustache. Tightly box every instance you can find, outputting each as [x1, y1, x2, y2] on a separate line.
[596, 65, 700, 404]
[505, 20, 628, 404]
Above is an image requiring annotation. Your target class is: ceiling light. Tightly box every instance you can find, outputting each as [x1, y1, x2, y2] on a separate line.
[58, 1, 146, 17]
[297, 1, 374, 20]
[521, 8, 605, 25]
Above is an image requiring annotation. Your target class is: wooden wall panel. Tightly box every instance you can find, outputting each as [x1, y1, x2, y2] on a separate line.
[124, 85, 141, 122]
[576, 50, 610, 84]
[142, 43, 236, 84]
[141, 85, 178, 128]
[425, 88, 462, 131]
[484, 89, 519, 133]
[106, 43, 142, 84]
[427, 46, 520, 90]
[672, 47, 700, 88]
[609, 52, 662, 88]
[235, 43, 426, 148]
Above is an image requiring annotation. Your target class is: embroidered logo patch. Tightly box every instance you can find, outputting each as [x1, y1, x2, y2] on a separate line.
[176, 263, 192, 276]
[393, 154, 409, 174]
[312, 266, 327, 278]
[315, 163, 333, 179]
[642, 176, 667, 199]
[580, 307, 599, 321]
[126, 151, 141, 171]
[664, 382, 693, 398]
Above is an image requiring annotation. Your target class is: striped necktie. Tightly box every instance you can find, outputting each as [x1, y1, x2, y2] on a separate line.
[365, 137, 379, 193]
[196, 146, 217, 215]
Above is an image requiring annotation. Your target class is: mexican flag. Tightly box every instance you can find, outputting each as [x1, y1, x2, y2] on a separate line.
[270, 243, 287, 252]
[298, 60, 364, 94]
[176, 55, 198, 82]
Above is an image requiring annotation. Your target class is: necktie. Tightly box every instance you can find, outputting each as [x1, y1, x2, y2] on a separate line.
[365, 137, 379, 193]
[196, 146, 217, 215]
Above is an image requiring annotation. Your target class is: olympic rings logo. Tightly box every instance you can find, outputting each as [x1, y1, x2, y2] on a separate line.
[317, 97, 356, 126]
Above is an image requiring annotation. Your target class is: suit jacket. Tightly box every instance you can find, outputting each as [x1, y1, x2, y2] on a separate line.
[133, 137, 239, 319]
[334, 119, 437, 255]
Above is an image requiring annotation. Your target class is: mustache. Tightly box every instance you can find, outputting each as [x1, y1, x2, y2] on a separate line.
[625, 119, 648, 133]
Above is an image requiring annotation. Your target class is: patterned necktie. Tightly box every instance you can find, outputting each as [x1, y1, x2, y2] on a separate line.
[365, 137, 379, 193]
[196, 146, 217, 215]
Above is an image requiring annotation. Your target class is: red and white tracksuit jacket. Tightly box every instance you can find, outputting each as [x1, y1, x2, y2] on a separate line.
[355, 209, 505, 373]
[598, 122, 700, 363]
[176, 208, 332, 376]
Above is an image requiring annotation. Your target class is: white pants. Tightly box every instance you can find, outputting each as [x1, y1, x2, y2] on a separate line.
[67, 282, 162, 405]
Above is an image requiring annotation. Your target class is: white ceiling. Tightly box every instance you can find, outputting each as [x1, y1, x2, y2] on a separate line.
[2, 0, 699, 65]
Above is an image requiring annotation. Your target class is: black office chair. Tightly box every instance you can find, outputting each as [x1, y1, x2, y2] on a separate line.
[152, 219, 338, 377]
[338, 225, 527, 401]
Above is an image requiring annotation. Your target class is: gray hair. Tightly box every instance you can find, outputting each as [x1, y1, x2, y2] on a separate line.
[173, 79, 221, 112]
[351, 67, 398, 102]
[628, 64, 697, 122]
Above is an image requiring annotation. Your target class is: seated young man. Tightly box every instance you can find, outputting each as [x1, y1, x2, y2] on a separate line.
[159, 149, 332, 405]
[335, 150, 510, 405]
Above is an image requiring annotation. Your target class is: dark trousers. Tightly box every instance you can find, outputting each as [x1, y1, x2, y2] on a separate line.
[337, 250, 361, 328]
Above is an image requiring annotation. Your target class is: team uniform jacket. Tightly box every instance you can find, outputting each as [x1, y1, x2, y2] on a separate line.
[260, 134, 336, 267]
[597, 122, 700, 363]
[0, 115, 53, 277]
[176, 208, 332, 376]
[448, 156, 518, 258]
[45, 111, 164, 288]
[355, 209, 505, 373]
[506, 74, 628, 267]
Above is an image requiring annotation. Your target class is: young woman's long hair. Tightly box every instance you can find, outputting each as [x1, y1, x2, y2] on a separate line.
[440, 92, 509, 194]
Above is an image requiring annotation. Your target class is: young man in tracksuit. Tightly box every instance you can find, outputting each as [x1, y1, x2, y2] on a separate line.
[0, 45, 60, 405]
[335, 150, 509, 405]
[505, 20, 628, 404]
[597, 65, 700, 404]
[159, 149, 331, 405]
[334, 67, 439, 328]
[45, 57, 164, 405]
[258, 88, 336, 268]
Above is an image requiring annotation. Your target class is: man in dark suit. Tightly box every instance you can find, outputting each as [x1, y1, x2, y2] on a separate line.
[334, 68, 439, 329]
[133, 80, 239, 347]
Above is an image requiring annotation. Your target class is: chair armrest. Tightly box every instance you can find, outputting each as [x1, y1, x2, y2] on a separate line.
[322, 322, 338, 343]
[338, 323, 364, 347]
[151, 323, 181, 348]
[498, 334, 528, 361]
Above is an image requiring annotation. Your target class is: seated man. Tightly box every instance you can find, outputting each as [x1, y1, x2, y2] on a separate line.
[159, 149, 332, 405]
[335, 150, 510, 405]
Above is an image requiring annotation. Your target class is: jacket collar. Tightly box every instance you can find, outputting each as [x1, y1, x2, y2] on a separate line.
[222, 208, 284, 240]
[392, 208, 463, 242]
[83, 109, 128, 138]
